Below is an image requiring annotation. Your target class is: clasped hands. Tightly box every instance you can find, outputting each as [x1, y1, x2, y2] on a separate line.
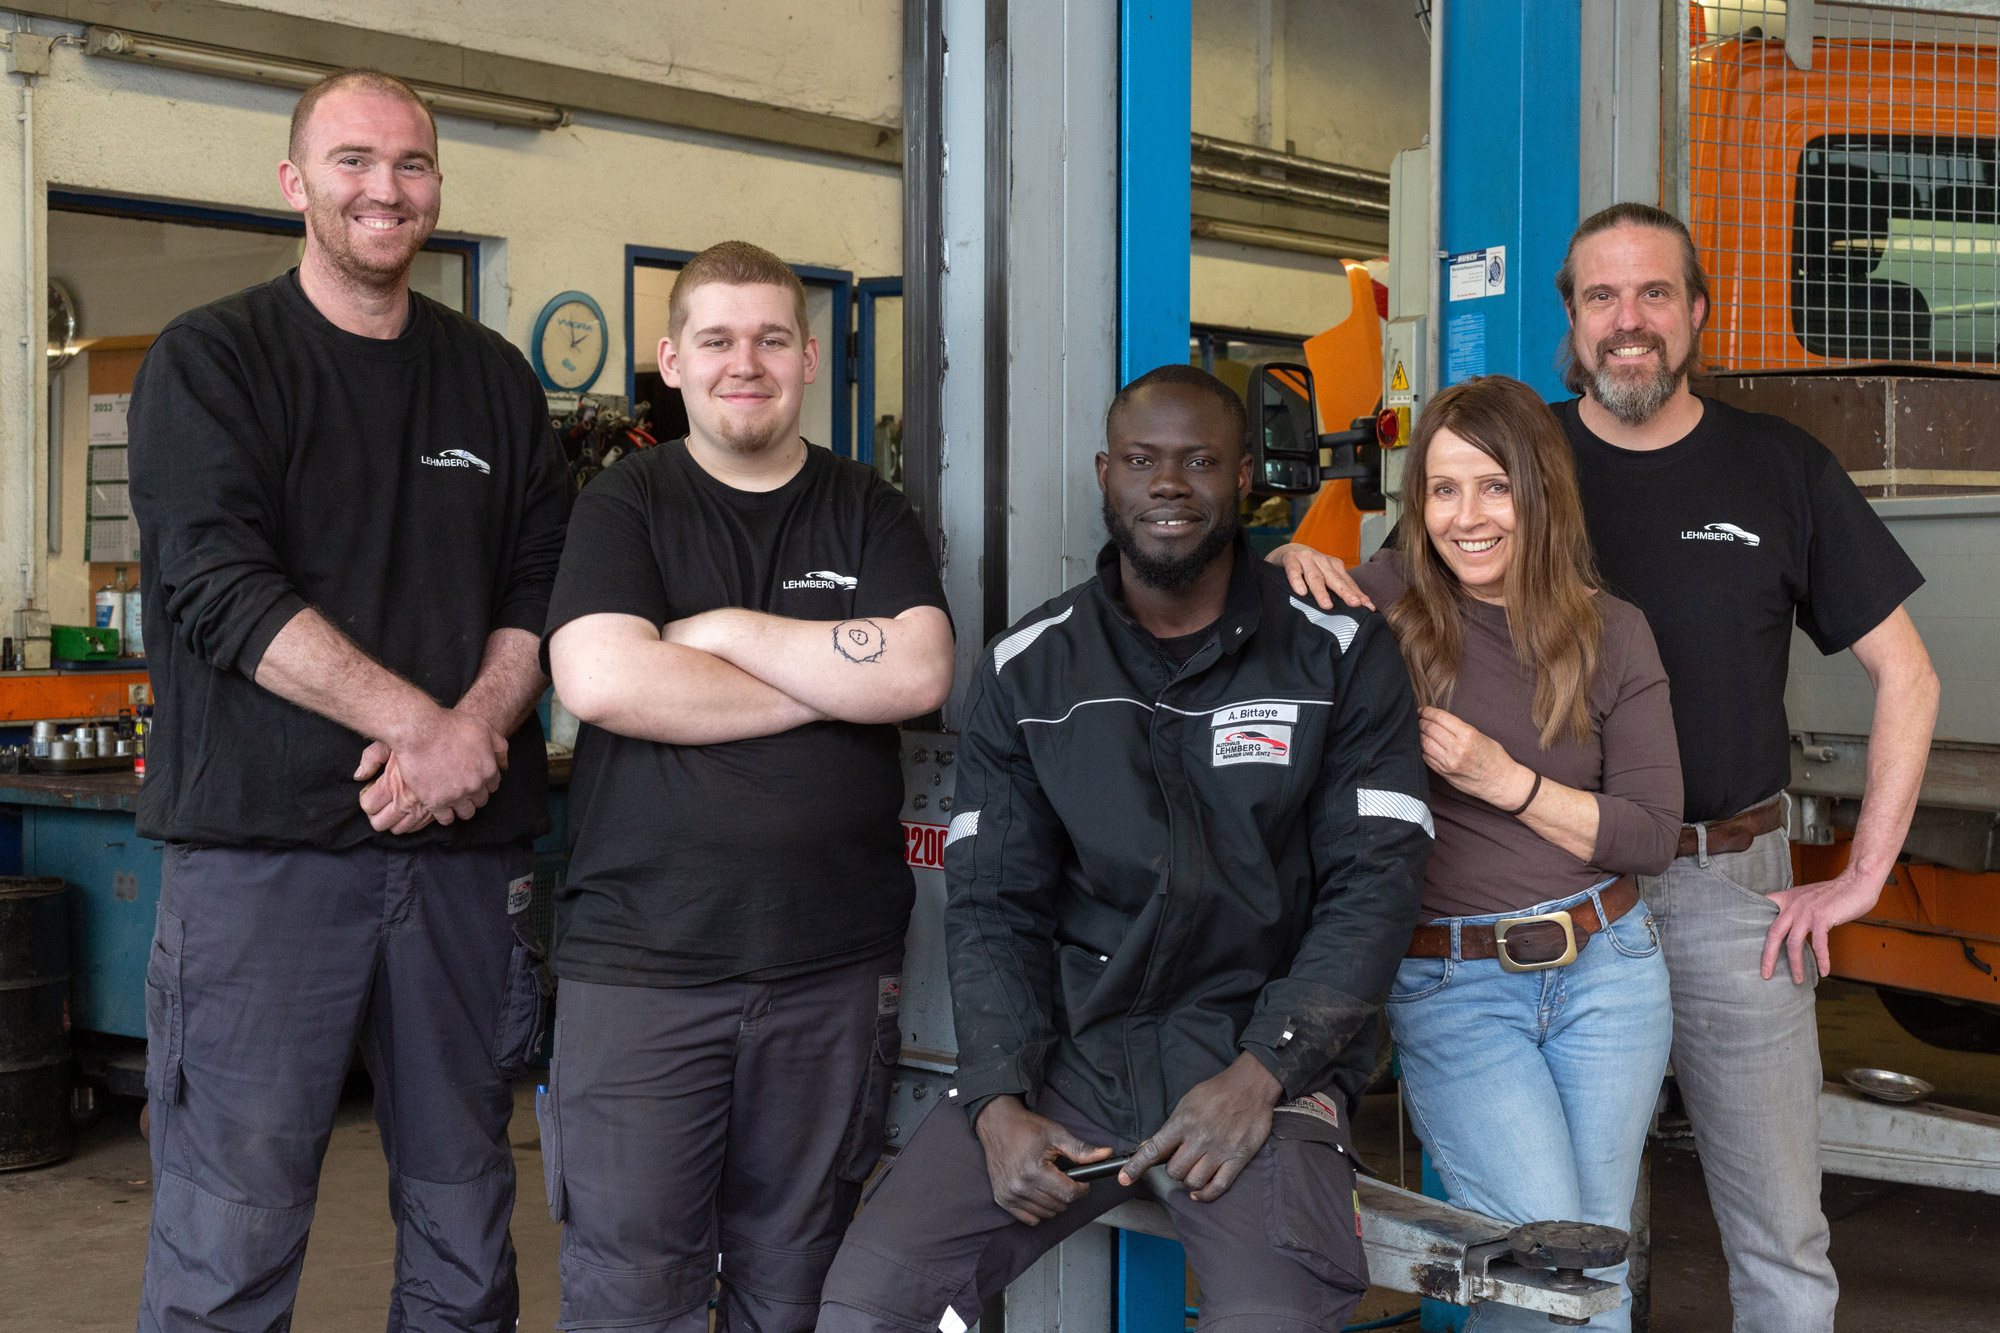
[354, 704, 509, 835]
[973, 1052, 1282, 1225]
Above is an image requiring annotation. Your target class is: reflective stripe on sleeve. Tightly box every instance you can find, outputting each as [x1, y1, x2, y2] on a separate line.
[1357, 788, 1435, 838]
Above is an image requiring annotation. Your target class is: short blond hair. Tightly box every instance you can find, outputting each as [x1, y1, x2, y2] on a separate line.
[667, 241, 809, 341]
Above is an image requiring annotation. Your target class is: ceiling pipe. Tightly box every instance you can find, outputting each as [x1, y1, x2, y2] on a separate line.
[1191, 162, 1390, 217]
[1191, 132, 1391, 190]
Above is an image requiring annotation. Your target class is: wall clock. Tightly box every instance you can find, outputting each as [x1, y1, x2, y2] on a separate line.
[531, 290, 609, 392]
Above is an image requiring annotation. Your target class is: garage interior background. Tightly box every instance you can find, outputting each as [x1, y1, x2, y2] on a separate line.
[0, 0, 1428, 637]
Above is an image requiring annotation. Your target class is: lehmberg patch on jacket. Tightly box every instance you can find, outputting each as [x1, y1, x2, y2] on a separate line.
[1211, 701, 1297, 766]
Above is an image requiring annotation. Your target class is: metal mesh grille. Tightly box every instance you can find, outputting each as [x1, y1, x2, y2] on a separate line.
[1690, 2, 2000, 372]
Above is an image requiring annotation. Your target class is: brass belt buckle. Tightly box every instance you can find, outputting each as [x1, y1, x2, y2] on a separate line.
[1492, 910, 1578, 973]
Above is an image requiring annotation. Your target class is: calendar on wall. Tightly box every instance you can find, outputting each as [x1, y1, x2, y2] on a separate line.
[86, 393, 138, 563]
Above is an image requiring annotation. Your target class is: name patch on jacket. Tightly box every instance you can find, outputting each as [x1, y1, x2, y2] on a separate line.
[1212, 702, 1299, 728]
[1213, 723, 1292, 766]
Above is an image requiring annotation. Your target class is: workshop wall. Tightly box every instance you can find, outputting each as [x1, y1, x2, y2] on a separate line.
[1191, 0, 1429, 172]
[1187, 0, 1427, 338]
[240, 0, 902, 127]
[1190, 238, 1355, 339]
[0, 6, 902, 631]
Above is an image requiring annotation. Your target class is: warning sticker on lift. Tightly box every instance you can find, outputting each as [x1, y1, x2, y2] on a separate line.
[1390, 360, 1409, 393]
[904, 821, 949, 869]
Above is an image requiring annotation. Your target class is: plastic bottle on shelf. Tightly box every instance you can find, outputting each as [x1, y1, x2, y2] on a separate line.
[123, 579, 143, 657]
[94, 569, 127, 641]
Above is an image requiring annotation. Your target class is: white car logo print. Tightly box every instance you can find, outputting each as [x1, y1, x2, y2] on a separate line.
[1705, 522, 1761, 546]
[421, 448, 492, 474]
[806, 570, 860, 589]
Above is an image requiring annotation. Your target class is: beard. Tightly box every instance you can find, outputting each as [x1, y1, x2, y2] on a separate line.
[301, 188, 435, 291]
[709, 408, 793, 457]
[1102, 494, 1237, 591]
[1582, 331, 1701, 427]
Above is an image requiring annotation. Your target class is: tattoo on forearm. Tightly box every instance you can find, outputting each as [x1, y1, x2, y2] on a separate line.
[833, 619, 888, 664]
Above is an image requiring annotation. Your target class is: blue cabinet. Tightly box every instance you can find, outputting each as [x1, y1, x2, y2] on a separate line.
[21, 805, 162, 1038]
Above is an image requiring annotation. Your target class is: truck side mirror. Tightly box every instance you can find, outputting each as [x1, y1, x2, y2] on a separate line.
[1249, 362, 1323, 495]
[1250, 360, 1383, 499]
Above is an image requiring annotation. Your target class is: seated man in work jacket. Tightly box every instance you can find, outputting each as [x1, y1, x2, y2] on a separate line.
[817, 364, 1433, 1331]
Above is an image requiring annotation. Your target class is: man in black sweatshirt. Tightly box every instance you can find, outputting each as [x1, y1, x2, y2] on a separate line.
[126, 70, 568, 1333]
[816, 366, 1431, 1331]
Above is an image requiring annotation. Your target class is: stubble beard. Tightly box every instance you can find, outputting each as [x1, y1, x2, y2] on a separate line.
[708, 401, 794, 458]
[1102, 496, 1237, 592]
[1583, 331, 1701, 428]
[302, 189, 433, 294]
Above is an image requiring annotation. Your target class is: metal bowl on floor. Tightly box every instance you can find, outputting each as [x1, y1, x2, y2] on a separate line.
[1843, 1068, 1935, 1104]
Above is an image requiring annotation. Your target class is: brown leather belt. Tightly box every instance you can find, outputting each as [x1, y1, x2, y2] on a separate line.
[1676, 798, 1783, 859]
[1405, 877, 1639, 972]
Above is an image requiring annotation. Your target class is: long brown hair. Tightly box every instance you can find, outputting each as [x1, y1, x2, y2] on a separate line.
[1386, 376, 1603, 748]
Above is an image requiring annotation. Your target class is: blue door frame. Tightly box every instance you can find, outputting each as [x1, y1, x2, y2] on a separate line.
[1437, 4, 1581, 399]
[854, 277, 902, 468]
[624, 245, 855, 459]
[1117, 0, 1194, 1322]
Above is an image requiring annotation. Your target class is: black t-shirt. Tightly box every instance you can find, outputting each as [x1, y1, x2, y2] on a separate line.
[543, 439, 949, 987]
[1559, 396, 1923, 823]
[1148, 622, 1218, 668]
[127, 271, 570, 849]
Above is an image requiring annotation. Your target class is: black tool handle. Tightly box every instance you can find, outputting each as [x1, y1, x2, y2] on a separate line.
[1061, 1154, 1134, 1182]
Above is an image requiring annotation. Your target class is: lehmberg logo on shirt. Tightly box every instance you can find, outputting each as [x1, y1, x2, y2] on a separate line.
[421, 449, 491, 475]
[784, 569, 860, 590]
[1681, 521, 1761, 547]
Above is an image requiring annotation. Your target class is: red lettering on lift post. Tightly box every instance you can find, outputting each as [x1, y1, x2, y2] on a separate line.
[903, 820, 947, 869]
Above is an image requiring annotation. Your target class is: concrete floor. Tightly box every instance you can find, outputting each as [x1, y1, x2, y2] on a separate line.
[2, 981, 1995, 1330]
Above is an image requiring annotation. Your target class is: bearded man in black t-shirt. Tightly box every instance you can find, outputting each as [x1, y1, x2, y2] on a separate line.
[542, 241, 953, 1333]
[1549, 208, 1936, 1332]
[1276, 206, 1940, 1333]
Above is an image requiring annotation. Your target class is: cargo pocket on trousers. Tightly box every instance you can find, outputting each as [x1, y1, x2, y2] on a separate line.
[493, 925, 554, 1080]
[144, 906, 186, 1105]
[1265, 1105, 1368, 1291]
[533, 1076, 567, 1223]
[835, 984, 903, 1184]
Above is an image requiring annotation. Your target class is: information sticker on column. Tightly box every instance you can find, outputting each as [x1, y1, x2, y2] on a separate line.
[1447, 247, 1507, 301]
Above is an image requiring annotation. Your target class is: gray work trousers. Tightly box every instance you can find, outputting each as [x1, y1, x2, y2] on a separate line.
[537, 949, 903, 1333]
[1639, 819, 1838, 1333]
[817, 1085, 1369, 1332]
[139, 841, 543, 1333]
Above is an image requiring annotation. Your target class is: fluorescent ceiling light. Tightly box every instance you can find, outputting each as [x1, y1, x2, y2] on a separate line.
[84, 26, 569, 132]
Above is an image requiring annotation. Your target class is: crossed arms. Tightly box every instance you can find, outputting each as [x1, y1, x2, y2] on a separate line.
[547, 604, 954, 745]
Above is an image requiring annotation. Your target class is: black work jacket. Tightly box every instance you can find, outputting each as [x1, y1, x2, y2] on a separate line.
[945, 539, 1432, 1143]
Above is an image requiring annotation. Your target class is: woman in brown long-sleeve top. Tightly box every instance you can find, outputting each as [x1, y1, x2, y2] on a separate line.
[1276, 375, 1682, 1332]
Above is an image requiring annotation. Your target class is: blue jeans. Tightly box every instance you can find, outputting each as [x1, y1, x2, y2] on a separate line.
[1387, 883, 1673, 1332]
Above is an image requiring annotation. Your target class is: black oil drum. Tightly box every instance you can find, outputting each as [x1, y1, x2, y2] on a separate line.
[0, 877, 73, 1170]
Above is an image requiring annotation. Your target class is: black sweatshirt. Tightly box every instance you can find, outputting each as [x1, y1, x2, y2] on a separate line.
[127, 272, 570, 850]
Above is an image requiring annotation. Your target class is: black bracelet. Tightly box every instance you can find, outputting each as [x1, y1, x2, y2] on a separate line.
[1500, 771, 1543, 817]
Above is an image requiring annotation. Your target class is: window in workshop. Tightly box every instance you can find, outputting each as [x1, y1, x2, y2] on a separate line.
[47, 197, 473, 333]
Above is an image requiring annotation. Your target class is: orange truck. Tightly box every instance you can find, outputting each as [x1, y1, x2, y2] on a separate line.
[1691, 32, 2000, 374]
[1287, 260, 1388, 566]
